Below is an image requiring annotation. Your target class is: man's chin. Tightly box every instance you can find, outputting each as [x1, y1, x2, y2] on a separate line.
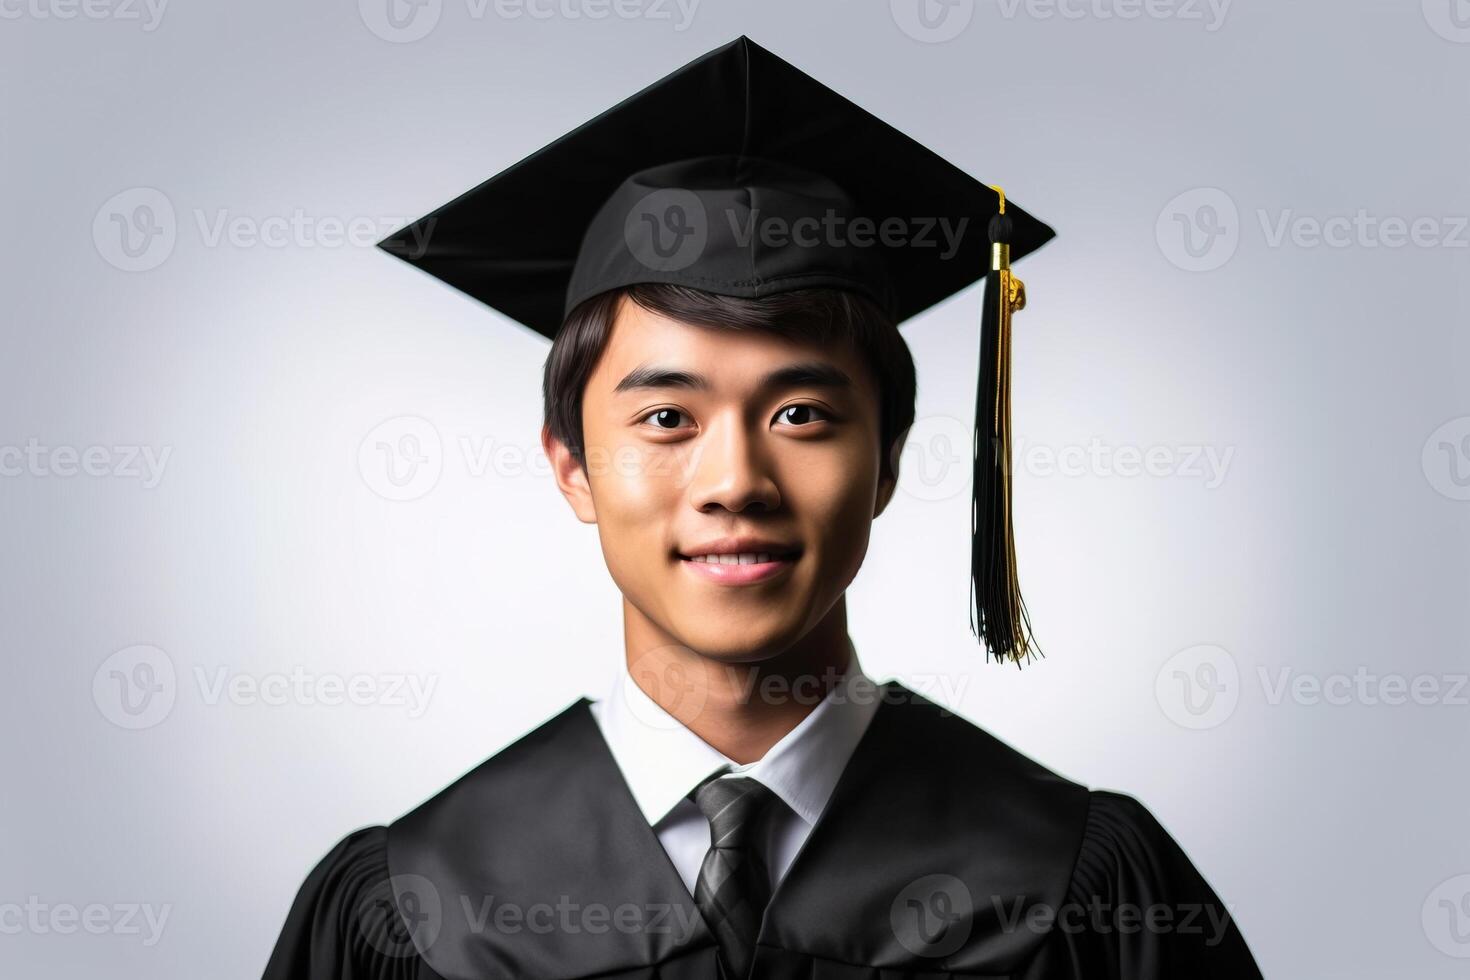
[670, 628, 796, 666]
[684, 642, 786, 666]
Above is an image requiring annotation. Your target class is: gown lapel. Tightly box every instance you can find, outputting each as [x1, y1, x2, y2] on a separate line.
[751, 681, 1090, 976]
[387, 697, 717, 979]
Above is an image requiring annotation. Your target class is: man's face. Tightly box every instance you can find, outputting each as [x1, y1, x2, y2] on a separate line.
[550, 296, 899, 663]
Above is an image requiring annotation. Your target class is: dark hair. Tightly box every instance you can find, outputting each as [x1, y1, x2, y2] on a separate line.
[542, 283, 916, 482]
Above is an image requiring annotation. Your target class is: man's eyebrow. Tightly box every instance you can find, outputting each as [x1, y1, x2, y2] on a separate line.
[612, 365, 711, 393]
[612, 361, 853, 395]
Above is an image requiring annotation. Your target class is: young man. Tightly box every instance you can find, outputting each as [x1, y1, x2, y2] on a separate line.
[263, 37, 1263, 980]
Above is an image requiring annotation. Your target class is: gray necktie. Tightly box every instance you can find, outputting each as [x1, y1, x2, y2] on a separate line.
[691, 774, 778, 980]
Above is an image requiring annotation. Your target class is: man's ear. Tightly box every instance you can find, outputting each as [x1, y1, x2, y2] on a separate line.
[542, 424, 598, 524]
[873, 425, 910, 518]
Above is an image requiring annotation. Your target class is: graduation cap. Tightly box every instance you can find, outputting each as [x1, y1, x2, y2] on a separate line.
[378, 36, 1053, 667]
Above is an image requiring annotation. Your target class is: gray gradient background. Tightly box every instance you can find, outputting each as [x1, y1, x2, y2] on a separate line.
[3, 1, 1469, 977]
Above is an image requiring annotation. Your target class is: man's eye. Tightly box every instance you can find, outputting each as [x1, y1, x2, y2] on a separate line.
[639, 408, 690, 430]
[775, 404, 830, 427]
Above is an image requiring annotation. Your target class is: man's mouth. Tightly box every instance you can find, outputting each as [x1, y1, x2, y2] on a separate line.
[675, 542, 802, 585]
[680, 551, 799, 565]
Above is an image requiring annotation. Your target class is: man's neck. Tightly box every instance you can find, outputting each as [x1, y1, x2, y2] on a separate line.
[621, 600, 854, 765]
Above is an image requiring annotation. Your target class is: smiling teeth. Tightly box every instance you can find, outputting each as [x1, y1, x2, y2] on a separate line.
[688, 553, 772, 564]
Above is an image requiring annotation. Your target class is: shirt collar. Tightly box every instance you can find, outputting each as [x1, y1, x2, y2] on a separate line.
[589, 641, 881, 829]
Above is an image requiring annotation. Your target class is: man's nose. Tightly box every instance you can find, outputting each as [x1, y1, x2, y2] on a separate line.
[685, 416, 781, 514]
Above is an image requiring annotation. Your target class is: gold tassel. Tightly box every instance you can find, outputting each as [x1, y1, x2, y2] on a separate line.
[971, 187, 1042, 667]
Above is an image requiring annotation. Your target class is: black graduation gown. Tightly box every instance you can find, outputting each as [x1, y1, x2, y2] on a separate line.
[262, 682, 1263, 979]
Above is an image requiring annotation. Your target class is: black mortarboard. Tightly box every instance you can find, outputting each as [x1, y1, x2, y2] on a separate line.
[378, 36, 1053, 666]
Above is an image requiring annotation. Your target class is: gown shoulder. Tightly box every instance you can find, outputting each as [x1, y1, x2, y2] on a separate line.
[1020, 790, 1264, 979]
[262, 825, 427, 980]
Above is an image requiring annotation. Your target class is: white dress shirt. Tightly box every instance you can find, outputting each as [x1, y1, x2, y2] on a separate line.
[587, 644, 882, 897]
